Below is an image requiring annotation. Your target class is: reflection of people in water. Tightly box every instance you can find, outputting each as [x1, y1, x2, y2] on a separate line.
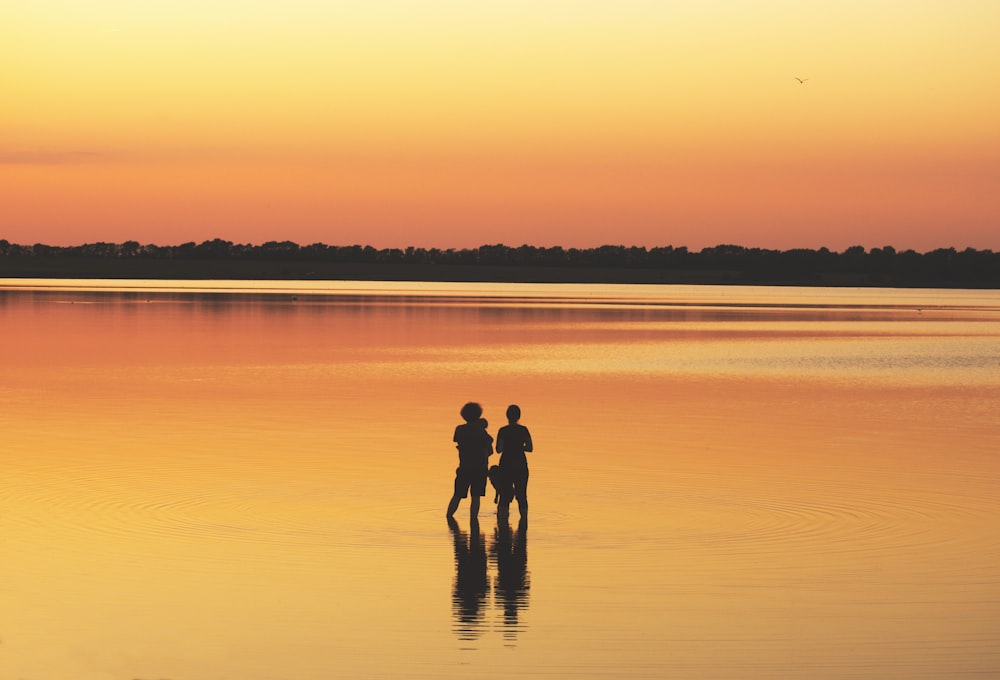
[446, 402, 493, 521]
[448, 516, 529, 642]
[493, 516, 530, 637]
[448, 517, 490, 639]
[495, 404, 533, 521]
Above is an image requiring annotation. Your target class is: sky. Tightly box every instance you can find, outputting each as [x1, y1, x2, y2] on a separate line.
[3, 0, 999, 251]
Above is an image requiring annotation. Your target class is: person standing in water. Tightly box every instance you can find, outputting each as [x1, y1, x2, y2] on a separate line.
[496, 404, 533, 521]
[446, 402, 493, 521]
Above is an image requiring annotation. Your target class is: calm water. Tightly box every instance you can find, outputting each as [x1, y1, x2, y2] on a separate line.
[2, 279, 999, 680]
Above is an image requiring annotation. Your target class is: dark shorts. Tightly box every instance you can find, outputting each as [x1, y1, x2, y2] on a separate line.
[453, 465, 488, 498]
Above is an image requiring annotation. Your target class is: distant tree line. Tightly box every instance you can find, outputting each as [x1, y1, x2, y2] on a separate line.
[1, 238, 997, 287]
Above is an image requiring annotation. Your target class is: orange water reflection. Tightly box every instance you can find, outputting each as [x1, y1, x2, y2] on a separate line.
[1, 281, 998, 679]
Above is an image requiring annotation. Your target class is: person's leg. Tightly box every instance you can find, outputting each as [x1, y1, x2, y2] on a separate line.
[469, 468, 488, 520]
[448, 470, 468, 518]
[515, 473, 528, 518]
[497, 494, 511, 521]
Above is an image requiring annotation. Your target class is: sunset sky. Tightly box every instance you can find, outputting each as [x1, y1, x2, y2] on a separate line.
[4, 0, 999, 251]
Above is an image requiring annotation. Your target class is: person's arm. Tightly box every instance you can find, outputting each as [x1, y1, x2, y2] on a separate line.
[495, 427, 505, 454]
[523, 427, 533, 453]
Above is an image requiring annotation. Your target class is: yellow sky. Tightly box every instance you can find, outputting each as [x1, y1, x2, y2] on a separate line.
[3, 0, 999, 249]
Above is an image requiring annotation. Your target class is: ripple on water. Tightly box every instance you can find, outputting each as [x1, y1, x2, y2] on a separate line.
[535, 468, 998, 581]
[5, 450, 997, 587]
[1, 457, 449, 578]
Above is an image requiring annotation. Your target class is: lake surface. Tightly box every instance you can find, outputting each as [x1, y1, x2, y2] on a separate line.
[2, 279, 998, 680]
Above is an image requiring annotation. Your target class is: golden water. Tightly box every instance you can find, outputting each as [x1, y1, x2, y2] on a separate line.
[1, 280, 998, 679]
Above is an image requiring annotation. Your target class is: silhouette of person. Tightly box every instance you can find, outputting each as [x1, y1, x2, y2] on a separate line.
[447, 517, 490, 639]
[446, 402, 493, 521]
[492, 516, 530, 639]
[495, 404, 532, 521]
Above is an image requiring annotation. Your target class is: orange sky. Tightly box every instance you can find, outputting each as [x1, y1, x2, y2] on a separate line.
[3, 1, 999, 251]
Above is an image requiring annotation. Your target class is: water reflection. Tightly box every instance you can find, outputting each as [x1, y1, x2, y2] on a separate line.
[492, 516, 530, 641]
[448, 517, 489, 640]
[448, 516, 530, 643]
[4, 280, 998, 679]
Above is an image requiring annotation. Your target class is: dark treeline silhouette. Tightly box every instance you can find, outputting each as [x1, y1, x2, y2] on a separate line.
[1, 239, 997, 287]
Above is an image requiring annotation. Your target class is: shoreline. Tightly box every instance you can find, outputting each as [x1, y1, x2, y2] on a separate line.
[1, 256, 996, 289]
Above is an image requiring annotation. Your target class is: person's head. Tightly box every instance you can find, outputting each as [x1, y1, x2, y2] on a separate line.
[460, 402, 483, 423]
[477, 417, 489, 429]
[506, 404, 521, 423]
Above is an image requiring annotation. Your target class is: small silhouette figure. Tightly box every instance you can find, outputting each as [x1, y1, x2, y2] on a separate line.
[495, 404, 533, 522]
[488, 464, 512, 505]
[446, 402, 494, 521]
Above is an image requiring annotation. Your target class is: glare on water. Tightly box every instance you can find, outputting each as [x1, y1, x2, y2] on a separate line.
[1, 280, 998, 679]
